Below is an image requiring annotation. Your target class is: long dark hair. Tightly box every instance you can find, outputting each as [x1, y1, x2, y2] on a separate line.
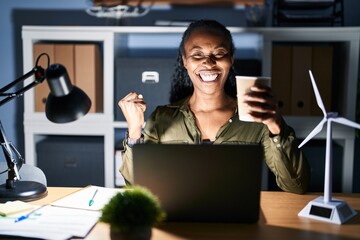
[169, 19, 237, 103]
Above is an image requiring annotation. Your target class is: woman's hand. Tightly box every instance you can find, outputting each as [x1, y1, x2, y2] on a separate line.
[118, 92, 147, 139]
[243, 84, 282, 135]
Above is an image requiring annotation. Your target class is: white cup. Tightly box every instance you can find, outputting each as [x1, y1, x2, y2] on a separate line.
[236, 76, 271, 122]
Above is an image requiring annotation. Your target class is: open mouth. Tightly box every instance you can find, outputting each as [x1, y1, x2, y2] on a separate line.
[199, 72, 219, 82]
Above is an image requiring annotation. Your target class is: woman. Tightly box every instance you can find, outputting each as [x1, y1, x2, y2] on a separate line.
[118, 19, 310, 194]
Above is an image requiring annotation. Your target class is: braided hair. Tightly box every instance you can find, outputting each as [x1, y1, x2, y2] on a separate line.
[169, 19, 237, 103]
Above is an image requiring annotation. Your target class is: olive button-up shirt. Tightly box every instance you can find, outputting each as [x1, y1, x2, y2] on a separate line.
[121, 98, 310, 194]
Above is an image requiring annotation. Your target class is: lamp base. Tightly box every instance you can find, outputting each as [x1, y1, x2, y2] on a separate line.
[0, 181, 47, 203]
[298, 196, 357, 224]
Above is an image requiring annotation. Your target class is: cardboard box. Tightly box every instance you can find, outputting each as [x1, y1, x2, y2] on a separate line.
[33, 43, 103, 113]
[311, 46, 333, 115]
[291, 46, 312, 115]
[75, 44, 103, 113]
[33, 43, 55, 112]
[271, 46, 292, 115]
[54, 44, 75, 83]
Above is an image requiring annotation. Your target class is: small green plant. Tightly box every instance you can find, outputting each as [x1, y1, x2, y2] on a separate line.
[100, 186, 166, 233]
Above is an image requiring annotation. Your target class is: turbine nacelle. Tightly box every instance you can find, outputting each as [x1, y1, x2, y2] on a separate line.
[327, 112, 338, 119]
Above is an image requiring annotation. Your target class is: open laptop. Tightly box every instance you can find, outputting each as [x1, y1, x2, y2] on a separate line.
[132, 144, 263, 223]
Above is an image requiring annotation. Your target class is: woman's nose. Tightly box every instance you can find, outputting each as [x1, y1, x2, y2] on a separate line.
[203, 55, 216, 65]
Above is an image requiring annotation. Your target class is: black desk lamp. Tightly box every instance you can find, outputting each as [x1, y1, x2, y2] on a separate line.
[0, 53, 91, 202]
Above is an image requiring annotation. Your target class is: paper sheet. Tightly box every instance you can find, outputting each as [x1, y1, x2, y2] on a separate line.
[0, 186, 124, 239]
[51, 185, 125, 211]
[0, 200, 34, 216]
[0, 205, 100, 240]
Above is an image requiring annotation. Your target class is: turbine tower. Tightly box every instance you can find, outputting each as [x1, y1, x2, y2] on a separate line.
[298, 70, 359, 224]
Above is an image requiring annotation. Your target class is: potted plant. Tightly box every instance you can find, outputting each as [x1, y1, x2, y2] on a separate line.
[100, 186, 166, 240]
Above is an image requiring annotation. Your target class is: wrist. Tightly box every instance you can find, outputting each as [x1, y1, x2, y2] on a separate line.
[128, 128, 143, 139]
[266, 117, 282, 136]
[126, 131, 144, 147]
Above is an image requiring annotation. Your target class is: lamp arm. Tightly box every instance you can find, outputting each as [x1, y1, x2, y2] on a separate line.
[0, 53, 48, 190]
[0, 121, 23, 188]
[0, 66, 45, 107]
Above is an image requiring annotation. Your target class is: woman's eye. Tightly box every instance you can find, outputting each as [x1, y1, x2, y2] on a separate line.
[214, 52, 227, 58]
[191, 53, 205, 59]
[189, 51, 228, 60]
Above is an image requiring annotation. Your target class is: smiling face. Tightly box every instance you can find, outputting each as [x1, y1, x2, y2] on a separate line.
[182, 29, 234, 97]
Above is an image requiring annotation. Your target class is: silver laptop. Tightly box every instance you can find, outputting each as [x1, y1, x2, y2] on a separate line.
[133, 144, 263, 223]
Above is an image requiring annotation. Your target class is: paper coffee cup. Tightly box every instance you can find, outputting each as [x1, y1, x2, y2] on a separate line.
[236, 76, 271, 122]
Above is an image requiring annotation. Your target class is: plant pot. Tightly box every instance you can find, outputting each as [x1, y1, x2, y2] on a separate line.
[110, 226, 152, 240]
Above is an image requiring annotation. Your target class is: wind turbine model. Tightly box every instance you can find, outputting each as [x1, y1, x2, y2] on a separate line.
[298, 70, 359, 224]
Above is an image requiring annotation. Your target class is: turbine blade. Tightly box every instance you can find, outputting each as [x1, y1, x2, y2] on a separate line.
[309, 70, 327, 117]
[298, 118, 327, 148]
[332, 117, 360, 130]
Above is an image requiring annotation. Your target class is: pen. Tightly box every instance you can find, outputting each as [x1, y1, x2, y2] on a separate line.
[14, 205, 47, 223]
[89, 189, 98, 206]
[126, 94, 145, 103]
[126, 99, 145, 103]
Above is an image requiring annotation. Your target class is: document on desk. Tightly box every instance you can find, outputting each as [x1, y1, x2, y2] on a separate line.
[51, 185, 125, 211]
[0, 205, 100, 240]
[0, 186, 124, 240]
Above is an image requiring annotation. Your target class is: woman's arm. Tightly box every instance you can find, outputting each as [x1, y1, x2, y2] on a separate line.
[118, 92, 147, 184]
[263, 119, 310, 194]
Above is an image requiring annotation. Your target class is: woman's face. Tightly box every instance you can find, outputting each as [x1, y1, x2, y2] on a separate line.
[182, 29, 234, 97]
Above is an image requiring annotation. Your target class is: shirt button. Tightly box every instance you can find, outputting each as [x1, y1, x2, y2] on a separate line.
[273, 138, 278, 143]
[229, 119, 232, 123]
[276, 143, 281, 148]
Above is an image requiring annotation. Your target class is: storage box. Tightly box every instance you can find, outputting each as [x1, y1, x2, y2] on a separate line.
[75, 44, 103, 113]
[33, 43, 103, 113]
[36, 136, 104, 187]
[115, 57, 175, 121]
[33, 43, 55, 112]
[271, 45, 333, 116]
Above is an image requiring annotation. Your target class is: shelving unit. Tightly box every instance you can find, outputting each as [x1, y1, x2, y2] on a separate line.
[22, 26, 359, 191]
[261, 27, 360, 192]
[22, 27, 115, 188]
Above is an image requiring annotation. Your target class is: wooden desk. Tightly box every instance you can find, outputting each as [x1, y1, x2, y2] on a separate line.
[31, 188, 360, 240]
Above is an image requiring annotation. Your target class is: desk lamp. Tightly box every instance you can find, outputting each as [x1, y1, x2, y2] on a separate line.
[298, 70, 359, 224]
[0, 53, 91, 202]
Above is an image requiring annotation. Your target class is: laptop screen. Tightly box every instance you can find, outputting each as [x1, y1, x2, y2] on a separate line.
[133, 144, 263, 223]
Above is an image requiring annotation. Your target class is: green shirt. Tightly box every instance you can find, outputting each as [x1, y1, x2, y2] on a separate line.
[121, 97, 310, 194]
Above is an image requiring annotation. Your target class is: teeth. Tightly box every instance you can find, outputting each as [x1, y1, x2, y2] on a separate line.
[199, 72, 218, 82]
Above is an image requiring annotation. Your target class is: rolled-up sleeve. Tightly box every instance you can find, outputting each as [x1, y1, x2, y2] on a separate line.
[262, 118, 310, 194]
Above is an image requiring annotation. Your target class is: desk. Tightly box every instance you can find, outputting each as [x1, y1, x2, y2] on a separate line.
[31, 187, 360, 240]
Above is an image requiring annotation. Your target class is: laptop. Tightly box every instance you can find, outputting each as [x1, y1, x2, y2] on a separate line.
[132, 144, 263, 223]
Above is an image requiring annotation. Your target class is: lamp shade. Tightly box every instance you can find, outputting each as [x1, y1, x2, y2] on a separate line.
[45, 64, 91, 123]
